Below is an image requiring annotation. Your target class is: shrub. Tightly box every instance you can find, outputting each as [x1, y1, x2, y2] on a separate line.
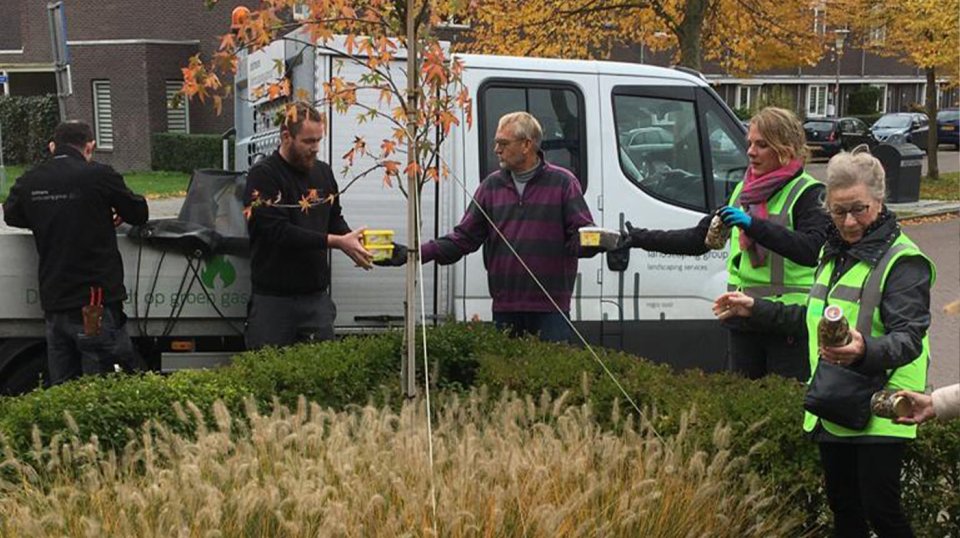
[848, 86, 884, 115]
[151, 133, 234, 173]
[0, 95, 59, 165]
[753, 86, 796, 115]
[0, 323, 956, 535]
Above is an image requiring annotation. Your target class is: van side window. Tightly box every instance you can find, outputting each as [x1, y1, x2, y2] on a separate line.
[614, 94, 706, 210]
[705, 109, 748, 204]
[479, 83, 587, 190]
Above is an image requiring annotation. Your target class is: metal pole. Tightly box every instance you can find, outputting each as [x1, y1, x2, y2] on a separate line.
[0, 120, 6, 196]
[47, 2, 69, 121]
[833, 29, 848, 118]
[402, 0, 419, 398]
[834, 50, 840, 118]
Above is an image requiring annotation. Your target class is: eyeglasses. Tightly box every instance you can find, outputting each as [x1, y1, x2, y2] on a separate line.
[493, 138, 524, 148]
[829, 203, 871, 219]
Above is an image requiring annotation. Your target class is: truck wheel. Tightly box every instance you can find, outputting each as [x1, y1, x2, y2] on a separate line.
[0, 342, 48, 396]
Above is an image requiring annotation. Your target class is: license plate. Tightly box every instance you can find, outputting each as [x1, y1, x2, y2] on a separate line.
[944, 125, 955, 131]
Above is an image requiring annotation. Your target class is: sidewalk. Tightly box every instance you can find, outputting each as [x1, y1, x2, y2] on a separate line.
[887, 199, 960, 219]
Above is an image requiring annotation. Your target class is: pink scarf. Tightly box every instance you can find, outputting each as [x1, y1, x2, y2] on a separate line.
[738, 159, 803, 267]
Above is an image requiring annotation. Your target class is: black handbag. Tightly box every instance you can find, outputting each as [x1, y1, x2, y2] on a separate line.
[803, 360, 889, 430]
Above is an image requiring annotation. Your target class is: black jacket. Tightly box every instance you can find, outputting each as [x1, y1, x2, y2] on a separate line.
[626, 176, 829, 267]
[2, 147, 148, 311]
[244, 151, 351, 296]
[751, 210, 932, 374]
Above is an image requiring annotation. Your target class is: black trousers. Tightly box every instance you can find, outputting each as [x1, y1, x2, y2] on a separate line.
[728, 328, 809, 381]
[245, 291, 337, 350]
[44, 303, 135, 386]
[819, 442, 914, 538]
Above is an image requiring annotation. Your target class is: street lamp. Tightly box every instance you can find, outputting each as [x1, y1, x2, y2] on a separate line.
[833, 29, 849, 118]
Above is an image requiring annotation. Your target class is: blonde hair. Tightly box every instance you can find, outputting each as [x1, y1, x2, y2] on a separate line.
[498, 112, 543, 150]
[750, 107, 809, 165]
[823, 148, 886, 203]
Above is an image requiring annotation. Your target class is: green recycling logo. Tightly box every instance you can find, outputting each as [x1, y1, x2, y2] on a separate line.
[201, 255, 236, 289]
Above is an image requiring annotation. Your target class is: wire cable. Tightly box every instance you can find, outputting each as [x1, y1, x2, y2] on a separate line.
[413, 184, 439, 537]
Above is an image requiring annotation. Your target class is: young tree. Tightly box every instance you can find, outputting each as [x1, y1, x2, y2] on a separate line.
[462, 0, 824, 74]
[181, 0, 473, 395]
[836, 0, 959, 180]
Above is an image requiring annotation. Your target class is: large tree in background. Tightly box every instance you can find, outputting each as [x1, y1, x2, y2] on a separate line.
[462, 0, 825, 73]
[836, 0, 959, 180]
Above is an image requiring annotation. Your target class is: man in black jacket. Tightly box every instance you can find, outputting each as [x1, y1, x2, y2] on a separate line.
[243, 102, 372, 349]
[3, 121, 148, 385]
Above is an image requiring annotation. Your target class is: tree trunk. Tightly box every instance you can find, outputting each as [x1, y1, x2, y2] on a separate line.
[924, 67, 939, 181]
[675, 0, 706, 70]
[403, 0, 420, 398]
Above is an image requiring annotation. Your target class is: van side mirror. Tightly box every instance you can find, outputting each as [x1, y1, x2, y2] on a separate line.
[606, 248, 629, 272]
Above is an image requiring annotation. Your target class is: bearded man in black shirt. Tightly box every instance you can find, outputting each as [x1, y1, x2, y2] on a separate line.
[243, 102, 372, 349]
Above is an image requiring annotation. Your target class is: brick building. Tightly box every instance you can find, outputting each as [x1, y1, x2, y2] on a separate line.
[0, 0, 253, 171]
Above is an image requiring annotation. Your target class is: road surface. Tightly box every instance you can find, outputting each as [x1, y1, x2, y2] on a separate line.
[903, 216, 960, 390]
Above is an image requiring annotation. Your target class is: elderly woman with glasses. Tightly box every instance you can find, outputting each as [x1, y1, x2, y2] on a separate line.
[714, 149, 935, 538]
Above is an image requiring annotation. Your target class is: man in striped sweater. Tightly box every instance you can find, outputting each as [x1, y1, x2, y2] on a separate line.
[422, 111, 596, 342]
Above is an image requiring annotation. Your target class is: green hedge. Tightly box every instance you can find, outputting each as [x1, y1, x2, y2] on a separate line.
[0, 95, 59, 165]
[151, 133, 233, 173]
[0, 323, 957, 535]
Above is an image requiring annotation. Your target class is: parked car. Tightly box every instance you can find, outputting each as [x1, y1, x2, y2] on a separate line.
[937, 108, 959, 149]
[870, 112, 929, 149]
[803, 117, 876, 157]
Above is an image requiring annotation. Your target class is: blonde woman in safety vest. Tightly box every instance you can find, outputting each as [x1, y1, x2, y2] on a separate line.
[621, 107, 830, 380]
[714, 149, 935, 538]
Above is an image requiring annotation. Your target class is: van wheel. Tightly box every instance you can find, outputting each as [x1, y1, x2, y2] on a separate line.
[0, 343, 48, 396]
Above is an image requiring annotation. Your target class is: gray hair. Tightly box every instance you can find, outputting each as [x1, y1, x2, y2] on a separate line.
[823, 147, 886, 205]
[498, 111, 542, 150]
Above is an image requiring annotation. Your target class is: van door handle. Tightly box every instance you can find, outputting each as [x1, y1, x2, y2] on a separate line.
[597, 268, 602, 284]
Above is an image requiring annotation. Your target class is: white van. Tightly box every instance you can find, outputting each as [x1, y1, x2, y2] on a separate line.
[234, 34, 749, 371]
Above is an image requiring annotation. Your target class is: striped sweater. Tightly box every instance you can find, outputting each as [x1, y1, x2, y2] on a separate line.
[421, 160, 594, 312]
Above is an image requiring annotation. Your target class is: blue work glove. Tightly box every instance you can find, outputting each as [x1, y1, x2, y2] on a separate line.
[719, 206, 752, 229]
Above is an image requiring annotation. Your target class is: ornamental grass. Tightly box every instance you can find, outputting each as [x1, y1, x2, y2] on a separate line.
[0, 388, 804, 537]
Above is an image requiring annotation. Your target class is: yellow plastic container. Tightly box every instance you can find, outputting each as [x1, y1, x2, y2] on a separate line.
[368, 244, 395, 262]
[362, 229, 394, 247]
[578, 226, 619, 249]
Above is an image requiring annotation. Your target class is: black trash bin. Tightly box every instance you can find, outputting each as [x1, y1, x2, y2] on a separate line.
[871, 143, 924, 203]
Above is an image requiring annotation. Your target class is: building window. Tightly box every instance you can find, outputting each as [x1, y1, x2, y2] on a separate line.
[870, 83, 887, 112]
[92, 80, 114, 149]
[812, 5, 827, 36]
[165, 80, 189, 133]
[807, 85, 828, 117]
[736, 85, 758, 111]
[869, 25, 886, 45]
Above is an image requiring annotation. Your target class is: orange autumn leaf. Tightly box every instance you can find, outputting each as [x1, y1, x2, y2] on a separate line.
[383, 160, 401, 175]
[298, 195, 313, 213]
[381, 139, 396, 157]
